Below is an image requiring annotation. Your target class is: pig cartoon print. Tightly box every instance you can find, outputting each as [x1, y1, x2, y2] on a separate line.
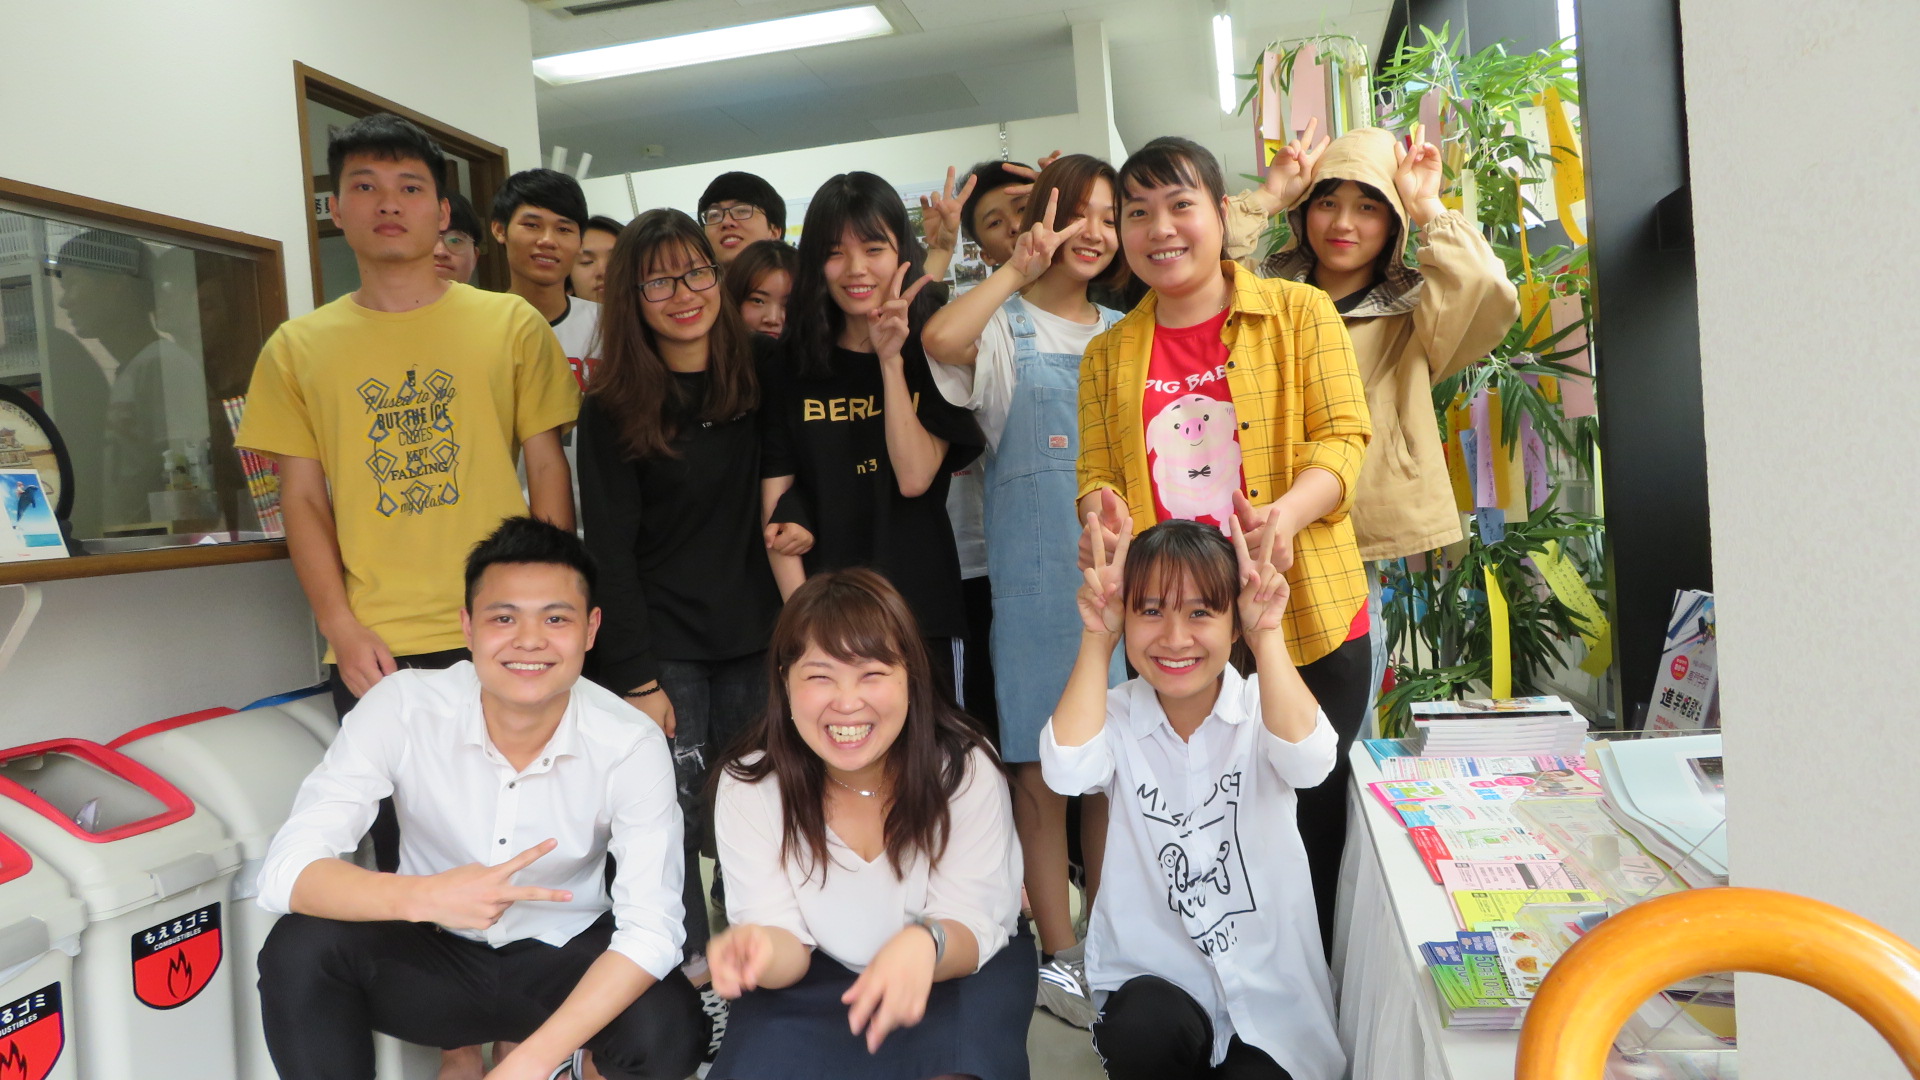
[1147, 393, 1240, 526]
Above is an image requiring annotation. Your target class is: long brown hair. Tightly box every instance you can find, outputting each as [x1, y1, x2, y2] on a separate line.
[587, 208, 757, 459]
[720, 569, 998, 883]
[1017, 153, 1130, 291]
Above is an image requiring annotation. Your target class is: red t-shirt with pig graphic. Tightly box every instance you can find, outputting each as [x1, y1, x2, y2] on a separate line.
[1143, 309, 1243, 530]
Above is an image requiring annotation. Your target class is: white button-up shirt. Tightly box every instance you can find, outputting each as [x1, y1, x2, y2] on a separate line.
[1041, 666, 1344, 1080]
[714, 747, 1022, 973]
[257, 662, 685, 979]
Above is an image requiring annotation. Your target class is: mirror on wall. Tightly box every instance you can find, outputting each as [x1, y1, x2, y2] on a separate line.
[0, 187, 284, 562]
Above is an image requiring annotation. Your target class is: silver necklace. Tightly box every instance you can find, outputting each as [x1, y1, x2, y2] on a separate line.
[827, 773, 880, 798]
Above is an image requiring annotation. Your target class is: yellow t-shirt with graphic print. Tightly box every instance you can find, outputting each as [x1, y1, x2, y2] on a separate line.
[238, 284, 579, 659]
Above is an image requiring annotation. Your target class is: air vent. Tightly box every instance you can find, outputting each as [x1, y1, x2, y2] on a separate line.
[523, 0, 673, 16]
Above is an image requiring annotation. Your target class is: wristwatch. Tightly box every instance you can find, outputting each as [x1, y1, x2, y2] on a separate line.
[908, 913, 947, 966]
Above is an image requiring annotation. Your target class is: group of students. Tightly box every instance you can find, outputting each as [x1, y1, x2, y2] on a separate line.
[239, 108, 1517, 1080]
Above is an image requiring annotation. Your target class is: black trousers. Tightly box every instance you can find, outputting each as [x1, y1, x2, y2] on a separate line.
[258, 912, 706, 1080]
[1293, 633, 1371, 954]
[1090, 976, 1294, 1080]
[328, 646, 468, 873]
[656, 652, 768, 960]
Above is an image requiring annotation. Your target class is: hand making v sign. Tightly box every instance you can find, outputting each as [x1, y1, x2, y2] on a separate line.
[1004, 187, 1088, 287]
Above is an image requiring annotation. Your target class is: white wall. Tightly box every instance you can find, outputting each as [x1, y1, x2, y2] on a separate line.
[581, 113, 1088, 223]
[1682, 1, 1920, 1076]
[0, 0, 541, 742]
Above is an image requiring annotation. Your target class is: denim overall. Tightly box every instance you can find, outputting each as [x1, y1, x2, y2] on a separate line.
[984, 295, 1123, 761]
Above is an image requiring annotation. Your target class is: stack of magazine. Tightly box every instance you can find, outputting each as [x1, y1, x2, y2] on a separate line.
[1411, 696, 1590, 757]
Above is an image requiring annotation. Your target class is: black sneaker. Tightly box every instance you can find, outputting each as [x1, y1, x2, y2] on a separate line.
[700, 986, 729, 1062]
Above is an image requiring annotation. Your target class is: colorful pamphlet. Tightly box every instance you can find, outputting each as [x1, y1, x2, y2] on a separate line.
[0, 467, 67, 561]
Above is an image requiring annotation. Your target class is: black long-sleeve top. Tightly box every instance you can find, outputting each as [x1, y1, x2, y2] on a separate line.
[578, 346, 781, 695]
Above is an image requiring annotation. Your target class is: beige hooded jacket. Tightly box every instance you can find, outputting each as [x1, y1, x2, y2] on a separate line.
[1224, 127, 1519, 561]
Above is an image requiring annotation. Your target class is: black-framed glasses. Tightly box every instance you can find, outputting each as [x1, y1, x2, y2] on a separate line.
[640, 264, 720, 302]
[701, 204, 763, 226]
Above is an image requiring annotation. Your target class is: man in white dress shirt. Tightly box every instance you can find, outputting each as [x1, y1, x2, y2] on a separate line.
[255, 516, 705, 1080]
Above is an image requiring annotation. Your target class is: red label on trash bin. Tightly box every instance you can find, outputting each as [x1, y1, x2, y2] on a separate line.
[0, 982, 64, 1080]
[131, 903, 222, 1009]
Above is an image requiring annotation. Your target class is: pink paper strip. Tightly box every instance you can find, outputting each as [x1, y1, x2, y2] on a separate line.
[1288, 44, 1329, 137]
[1549, 296, 1596, 419]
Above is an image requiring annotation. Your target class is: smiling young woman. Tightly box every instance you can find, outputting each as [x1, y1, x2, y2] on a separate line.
[576, 209, 786, 1011]
[705, 569, 1033, 1079]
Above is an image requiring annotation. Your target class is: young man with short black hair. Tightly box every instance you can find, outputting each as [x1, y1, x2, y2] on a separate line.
[256, 517, 707, 1080]
[433, 190, 485, 284]
[571, 214, 623, 304]
[492, 168, 601, 388]
[239, 113, 577, 720]
[697, 171, 784, 266]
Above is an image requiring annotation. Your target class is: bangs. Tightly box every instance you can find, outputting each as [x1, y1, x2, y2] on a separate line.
[772, 569, 920, 676]
[1117, 135, 1226, 208]
[641, 237, 711, 279]
[1122, 520, 1238, 615]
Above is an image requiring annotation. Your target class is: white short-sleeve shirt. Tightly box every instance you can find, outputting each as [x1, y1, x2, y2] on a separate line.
[929, 304, 1110, 453]
[714, 746, 1023, 972]
[1040, 667, 1346, 1080]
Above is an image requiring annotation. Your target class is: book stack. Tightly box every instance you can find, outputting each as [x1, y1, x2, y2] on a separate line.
[1411, 696, 1589, 757]
[1422, 928, 1557, 1029]
[1589, 734, 1728, 888]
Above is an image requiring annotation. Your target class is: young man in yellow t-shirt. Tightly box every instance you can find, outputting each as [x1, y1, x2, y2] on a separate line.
[238, 113, 578, 721]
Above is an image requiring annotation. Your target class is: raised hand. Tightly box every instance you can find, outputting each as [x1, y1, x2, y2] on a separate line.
[919, 166, 976, 254]
[999, 150, 1064, 198]
[1077, 488, 1131, 571]
[868, 263, 934, 362]
[413, 839, 572, 931]
[708, 924, 777, 1000]
[1260, 116, 1331, 211]
[1004, 188, 1088, 285]
[1232, 490, 1294, 573]
[1077, 511, 1130, 635]
[841, 926, 938, 1053]
[1394, 123, 1447, 227]
[1229, 514, 1291, 637]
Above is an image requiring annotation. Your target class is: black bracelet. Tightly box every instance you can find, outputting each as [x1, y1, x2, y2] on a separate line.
[624, 685, 663, 698]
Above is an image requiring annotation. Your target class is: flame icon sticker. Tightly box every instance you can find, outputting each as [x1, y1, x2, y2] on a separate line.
[132, 904, 223, 1010]
[0, 982, 64, 1080]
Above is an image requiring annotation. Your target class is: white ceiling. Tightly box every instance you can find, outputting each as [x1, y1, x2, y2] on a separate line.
[531, 0, 1396, 177]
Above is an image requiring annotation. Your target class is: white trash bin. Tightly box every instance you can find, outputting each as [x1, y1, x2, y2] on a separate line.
[0, 830, 85, 1080]
[109, 707, 328, 1080]
[239, 686, 338, 750]
[0, 739, 241, 1080]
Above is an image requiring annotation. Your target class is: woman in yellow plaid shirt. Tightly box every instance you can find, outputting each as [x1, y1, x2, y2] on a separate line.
[1075, 136, 1371, 950]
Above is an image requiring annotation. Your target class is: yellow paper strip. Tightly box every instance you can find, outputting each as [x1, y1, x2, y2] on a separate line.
[1484, 565, 1512, 698]
[1542, 86, 1587, 245]
[1537, 539, 1613, 677]
[1519, 281, 1554, 348]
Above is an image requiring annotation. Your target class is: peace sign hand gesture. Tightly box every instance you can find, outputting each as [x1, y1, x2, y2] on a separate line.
[1005, 188, 1088, 286]
[919, 166, 976, 255]
[869, 263, 934, 364]
[1394, 123, 1447, 228]
[1229, 514, 1291, 638]
[1077, 511, 1130, 636]
[412, 838, 573, 931]
[1259, 116, 1331, 212]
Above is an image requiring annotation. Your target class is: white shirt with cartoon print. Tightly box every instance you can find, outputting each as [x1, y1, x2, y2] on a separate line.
[1040, 664, 1344, 1080]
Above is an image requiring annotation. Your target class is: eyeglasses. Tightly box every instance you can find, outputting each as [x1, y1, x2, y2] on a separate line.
[701, 204, 763, 226]
[640, 264, 720, 302]
[439, 232, 475, 252]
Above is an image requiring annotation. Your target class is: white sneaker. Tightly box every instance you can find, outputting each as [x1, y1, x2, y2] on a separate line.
[1036, 943, 1096, 1029]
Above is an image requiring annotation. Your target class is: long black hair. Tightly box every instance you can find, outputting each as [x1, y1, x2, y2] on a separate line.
[785, 171, 943, 378]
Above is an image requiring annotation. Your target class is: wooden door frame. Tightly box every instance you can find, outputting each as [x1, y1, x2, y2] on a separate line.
[292, 62, 512, 307]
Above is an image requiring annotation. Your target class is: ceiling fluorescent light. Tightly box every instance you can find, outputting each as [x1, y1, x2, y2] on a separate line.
[534, 5, 895, 85]
[1212, 13, 1236, 114]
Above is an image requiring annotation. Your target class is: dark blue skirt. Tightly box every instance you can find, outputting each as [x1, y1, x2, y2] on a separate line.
[708, 927, 1038, 1079]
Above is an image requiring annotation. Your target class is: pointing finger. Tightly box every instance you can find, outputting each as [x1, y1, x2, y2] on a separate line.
[505, 886, 574, 904]
[954, 172, 977, 206]
[898, 273, 935, 306]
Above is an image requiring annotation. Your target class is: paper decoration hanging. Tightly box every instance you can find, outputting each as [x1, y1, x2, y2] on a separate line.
[1542, 87, 1587, 244]
[1483, 565, 1513, 698]
[1548, 295, 1595, 419]
[1287, 44, 1331, 139]
[1536, 539, 1613, 676]
[1254, 51, 1285, 175]
[1515, 104, 1557, 225]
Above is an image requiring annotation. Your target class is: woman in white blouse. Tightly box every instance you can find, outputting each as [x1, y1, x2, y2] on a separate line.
[707, 568, 1032, 1079]
[1041, 518, 1345, 1080]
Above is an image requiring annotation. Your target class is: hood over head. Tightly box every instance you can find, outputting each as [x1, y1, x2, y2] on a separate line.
[1268, 126, 1422, 315]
